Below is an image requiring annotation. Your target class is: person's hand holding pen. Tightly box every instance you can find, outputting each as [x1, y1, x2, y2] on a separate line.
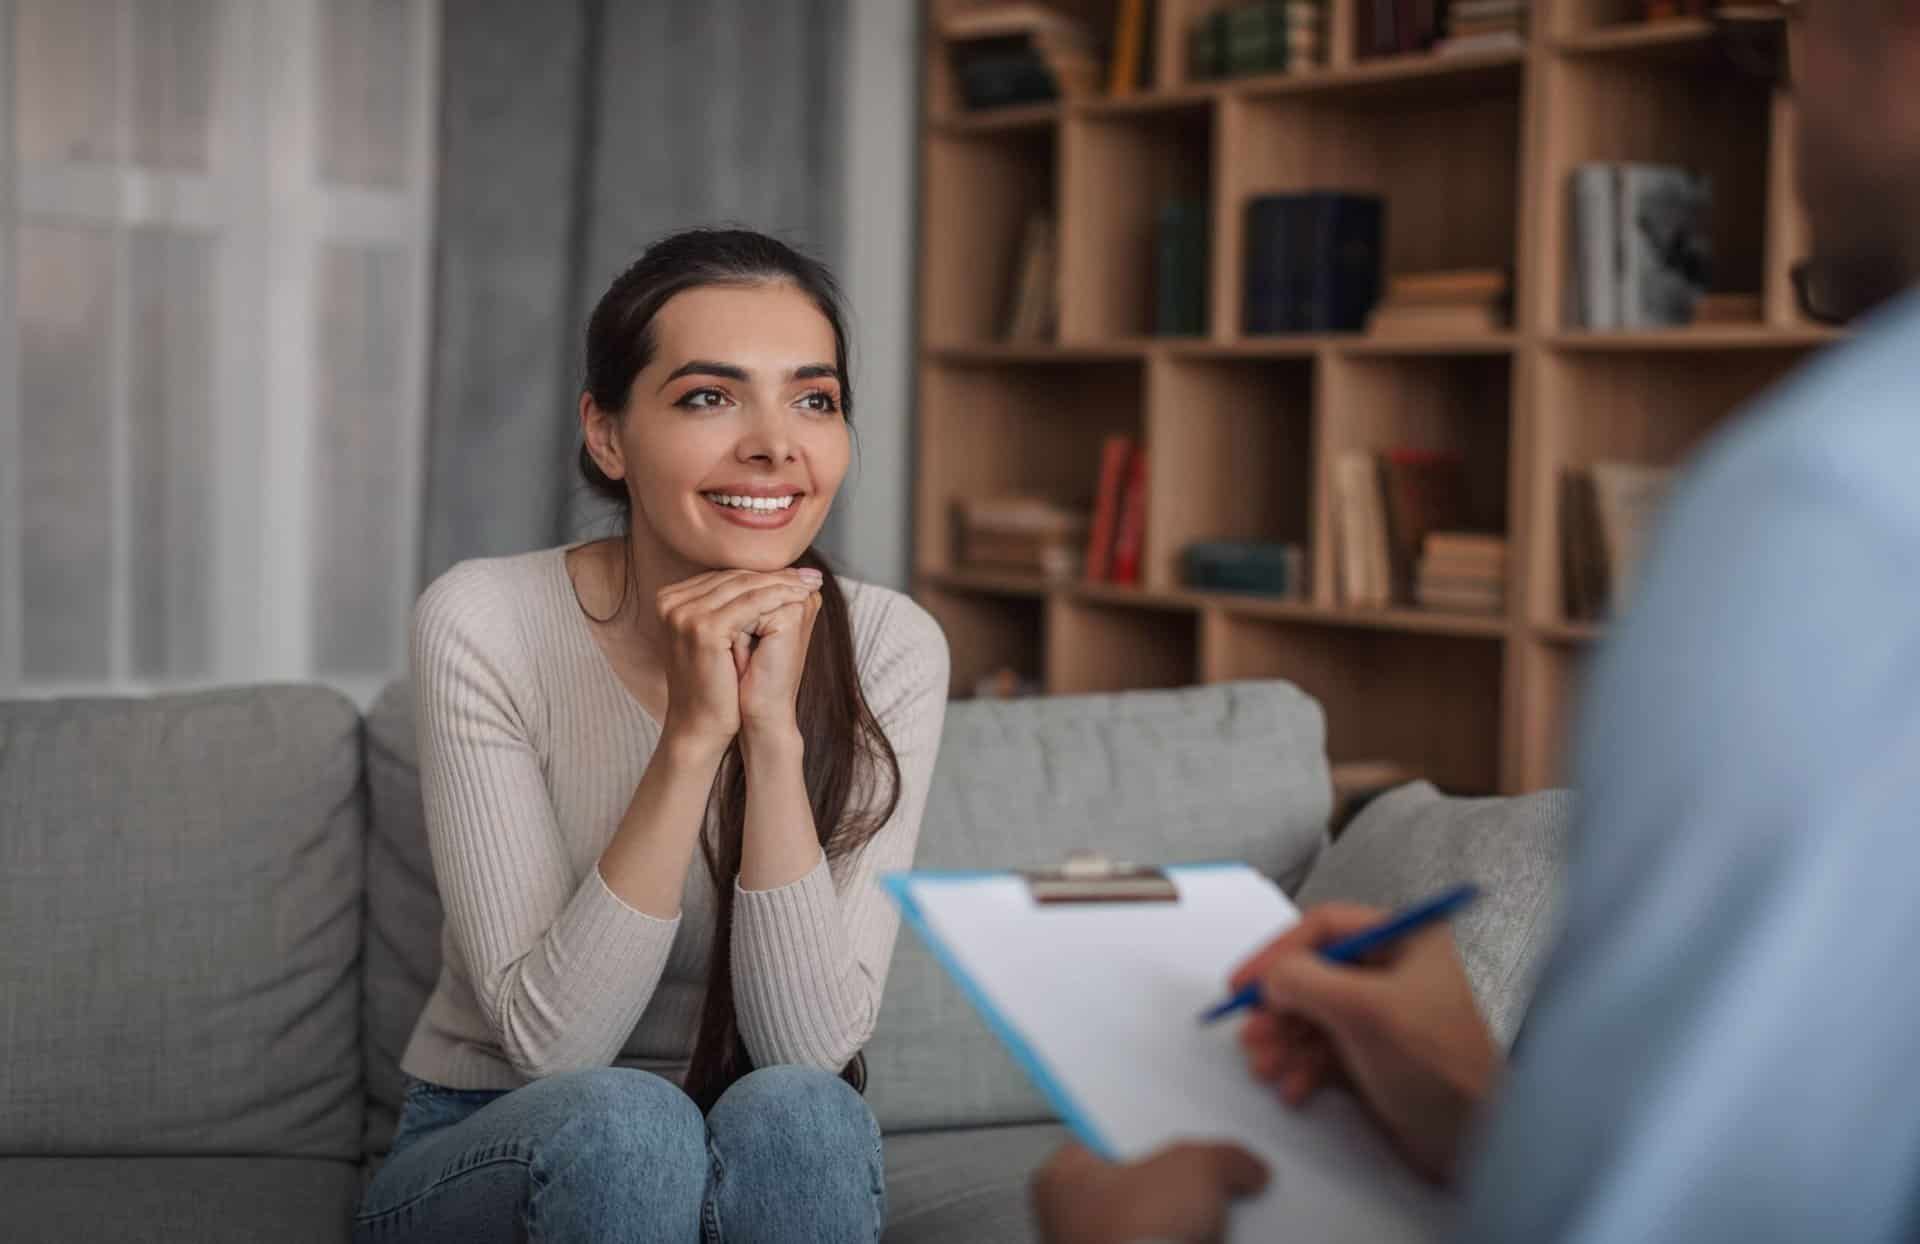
[1034, 898, 1503, 1243]
[1229, 901, 1501, 1185]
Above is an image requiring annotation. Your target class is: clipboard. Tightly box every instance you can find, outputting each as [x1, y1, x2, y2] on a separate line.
[884, 860, 1451, 1243]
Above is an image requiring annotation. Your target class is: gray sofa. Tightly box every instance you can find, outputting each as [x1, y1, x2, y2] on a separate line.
[0, 678, 1570, 1243]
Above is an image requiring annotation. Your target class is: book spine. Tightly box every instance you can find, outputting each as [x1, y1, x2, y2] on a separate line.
[1109, 447, 1150, 586]
[1084, 435, 1133, 582]
[1570, 164, 1619, 330]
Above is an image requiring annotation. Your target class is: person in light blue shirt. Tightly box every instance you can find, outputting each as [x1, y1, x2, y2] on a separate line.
[1033, 3, 1920, 1239]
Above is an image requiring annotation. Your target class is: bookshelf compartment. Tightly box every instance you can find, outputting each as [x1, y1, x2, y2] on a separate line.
[1216, 85, 1524, 339]
[924, 127, 1058, 346]
[1048, 597, 1199, 695]
[1059, 102, 1213, 343]
[1513, 638, 1590, 792]
[1206, 613, 1505, 792]
[1522, 346, 1807, 627]
[914, 358, 1145, 576]
[1317, 353, 1512, 606]
[921, 585, 1048, 702]
[1535, 53, 1773, 331]
[1146, 356, 1315, 593]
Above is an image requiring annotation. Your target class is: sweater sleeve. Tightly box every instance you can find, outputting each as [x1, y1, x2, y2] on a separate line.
[730, 593, 951, 1071]
[412, 562, 683, 1080]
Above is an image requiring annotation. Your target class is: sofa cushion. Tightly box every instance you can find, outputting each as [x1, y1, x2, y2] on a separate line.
[361, 679, 440, 1156]
[0, 686, 364, 1158]
[1296, 780, 1572, 1046]
[866, 681, 1331, 1132]
[0, 1156, 358, 1244]
[884, 1123, 1067, 1244]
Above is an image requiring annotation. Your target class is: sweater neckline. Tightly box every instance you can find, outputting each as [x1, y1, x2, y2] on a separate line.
[549, 542, 665, 734]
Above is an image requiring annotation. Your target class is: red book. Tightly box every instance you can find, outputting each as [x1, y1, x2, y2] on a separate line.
[1109, 446, 1150, 586]
[1084, 435, 1133, 582]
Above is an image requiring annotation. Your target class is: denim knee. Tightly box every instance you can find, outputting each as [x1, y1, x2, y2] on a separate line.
[522, 1067, 708, 1199]
[706, 1064, 882, 1179]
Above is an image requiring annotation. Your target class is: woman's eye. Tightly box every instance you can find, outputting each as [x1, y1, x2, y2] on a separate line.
[799, 390, 841, 414]
[678, 388, 729, 410]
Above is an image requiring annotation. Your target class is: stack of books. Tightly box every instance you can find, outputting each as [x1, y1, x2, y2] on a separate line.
[1245, 192, 1385, 334]
[945, 4, 1101, 110]
[1415, 532, 1507, 615]
[1365, 269, 1511, 338]
[952, 495, 1091, 581]
[1335, 447, 1500, 611]
[1435, 0, 1529, 56]
[1190, 1, 1327, 81]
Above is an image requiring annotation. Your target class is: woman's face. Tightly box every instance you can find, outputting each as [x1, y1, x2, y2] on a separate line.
[586, 280, 851, 575]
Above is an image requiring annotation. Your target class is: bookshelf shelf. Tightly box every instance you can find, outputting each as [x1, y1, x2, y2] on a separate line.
[1546, 327, 1842, 353]
[1555, 18, 1713, 59]
[914, 0, 1810, 793]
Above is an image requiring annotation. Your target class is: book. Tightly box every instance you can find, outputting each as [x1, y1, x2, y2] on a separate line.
[1377, 449, 1475, 604]
[1365, 300, 1507, 338]
[1559, 468, 1604, 621]
[1382, 268, 1509, 304]
[954, 496, 1091, 580]
[1588, 461, 1674, 615]
[1618, 164, 1712, 329]
[947, 6, 1102, 107]
[1246, 192, 1385, 334]
[1084, 435, 1134, 582]
[1334, 452, 1392, 608]
[1155, 197, 1210, 336]
[1107, 0, 1149, 95]
[1570, 163, 1621, 330]
[1425, 530, 1509, 564]
[1004, 212, 1057, 341]
[1109, 447, 1150, 586]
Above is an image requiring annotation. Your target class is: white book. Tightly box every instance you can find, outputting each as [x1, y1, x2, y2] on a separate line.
[1569, 164, 1620, 330]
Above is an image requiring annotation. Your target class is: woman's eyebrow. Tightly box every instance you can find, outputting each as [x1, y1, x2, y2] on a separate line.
[659, 360, 750, 390]
[790, 364, 839, 382]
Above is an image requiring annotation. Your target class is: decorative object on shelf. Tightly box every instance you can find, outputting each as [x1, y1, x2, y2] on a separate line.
[1106, 0, 1156, 96]
[1433, 0, 1529, 57]
[1181, 541, 1307, 598]
[1190, 0, 1326, 81]
[945, 3, 1101, 111]
[1155, 196, 1209, 337]
[1333, 452, 1394, 608]
[1004, 211, 1058, 341]
[973, 666, 1044, 699]
[1568, 163, 1713, 330]
[1366, 268, 1512, 338]
[953, 495, 1091, 581]
[1415, 531, 1507, 615]
[1245, 192, 1385, 334]
[1560, 461, 1676, 621]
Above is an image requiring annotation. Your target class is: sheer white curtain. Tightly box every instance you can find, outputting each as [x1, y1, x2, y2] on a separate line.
[0, 0, 438, 704]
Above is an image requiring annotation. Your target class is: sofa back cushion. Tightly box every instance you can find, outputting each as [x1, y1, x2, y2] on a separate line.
[361, 679, 440, 1155]
[0, 686, 365, 1158]
[1296, 780, 1573, 1047]
[358, 677, 1332, 1139]
[865, 680, 1331, 1132]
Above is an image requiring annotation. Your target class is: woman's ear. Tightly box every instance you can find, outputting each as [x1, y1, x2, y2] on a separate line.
[580, 393, 627, 481]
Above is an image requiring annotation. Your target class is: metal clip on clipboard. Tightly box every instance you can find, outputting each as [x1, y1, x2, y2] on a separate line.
[1021, 849, 1178, 904]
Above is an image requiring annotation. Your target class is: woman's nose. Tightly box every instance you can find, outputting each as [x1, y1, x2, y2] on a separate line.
[736, 406, 795, 464]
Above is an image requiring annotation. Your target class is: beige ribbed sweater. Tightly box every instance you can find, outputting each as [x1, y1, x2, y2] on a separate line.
[398, 544, 951, 1090]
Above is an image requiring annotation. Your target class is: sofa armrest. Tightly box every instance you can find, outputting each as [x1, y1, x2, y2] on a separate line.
[1294, 781, 1572, 1048]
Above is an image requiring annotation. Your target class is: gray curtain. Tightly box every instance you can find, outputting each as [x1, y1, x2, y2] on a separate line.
[421, 0, 848, 586]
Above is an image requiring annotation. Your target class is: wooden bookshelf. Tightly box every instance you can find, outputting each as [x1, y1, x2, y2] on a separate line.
[913, 0, 1833, 794]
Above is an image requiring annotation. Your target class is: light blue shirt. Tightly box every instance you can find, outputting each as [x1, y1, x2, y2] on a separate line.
[1460, 288, 1920, 1241]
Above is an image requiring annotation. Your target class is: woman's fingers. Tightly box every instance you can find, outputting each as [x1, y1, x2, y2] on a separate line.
[662, 568, 817, 620]
[1229, 903, 1392, 991]
[667, 582, 816, 648]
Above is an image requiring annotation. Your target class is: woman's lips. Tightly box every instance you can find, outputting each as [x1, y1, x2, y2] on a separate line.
[702, 493, 802, 530]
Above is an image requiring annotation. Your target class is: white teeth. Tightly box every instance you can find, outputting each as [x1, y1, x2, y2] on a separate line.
[707, 493, 796, 512]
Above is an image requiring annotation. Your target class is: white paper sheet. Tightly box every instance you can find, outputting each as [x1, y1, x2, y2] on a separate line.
[895, 865, 1453, 1243]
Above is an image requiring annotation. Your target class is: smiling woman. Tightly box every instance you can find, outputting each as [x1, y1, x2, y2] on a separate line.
[354, 229, 951, 1244]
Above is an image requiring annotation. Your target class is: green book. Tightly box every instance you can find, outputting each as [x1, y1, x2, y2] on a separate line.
[1156, 197, 1209, 337]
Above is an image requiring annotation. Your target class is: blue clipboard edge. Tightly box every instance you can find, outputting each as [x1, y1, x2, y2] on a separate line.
[881, 861, 1256, 1163]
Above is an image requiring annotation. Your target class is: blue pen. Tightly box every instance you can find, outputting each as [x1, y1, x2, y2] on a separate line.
[1197, 883, 1481, 1024]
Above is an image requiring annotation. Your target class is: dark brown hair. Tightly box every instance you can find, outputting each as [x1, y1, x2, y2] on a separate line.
[577, 228, 901, 1109]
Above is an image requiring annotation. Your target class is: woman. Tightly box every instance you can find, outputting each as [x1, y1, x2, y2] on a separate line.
[354, 228, 951, 1243]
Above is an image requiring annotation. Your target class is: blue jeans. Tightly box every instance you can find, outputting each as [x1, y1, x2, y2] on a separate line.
[353, 1065, 885, 1243]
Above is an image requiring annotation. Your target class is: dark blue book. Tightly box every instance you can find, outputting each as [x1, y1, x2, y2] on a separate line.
[1245, 192, 1385, 334]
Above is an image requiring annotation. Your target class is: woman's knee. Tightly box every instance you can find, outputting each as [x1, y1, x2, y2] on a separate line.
[708, 1065, 880, 1164]
[520, 1067, 707, 1180]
